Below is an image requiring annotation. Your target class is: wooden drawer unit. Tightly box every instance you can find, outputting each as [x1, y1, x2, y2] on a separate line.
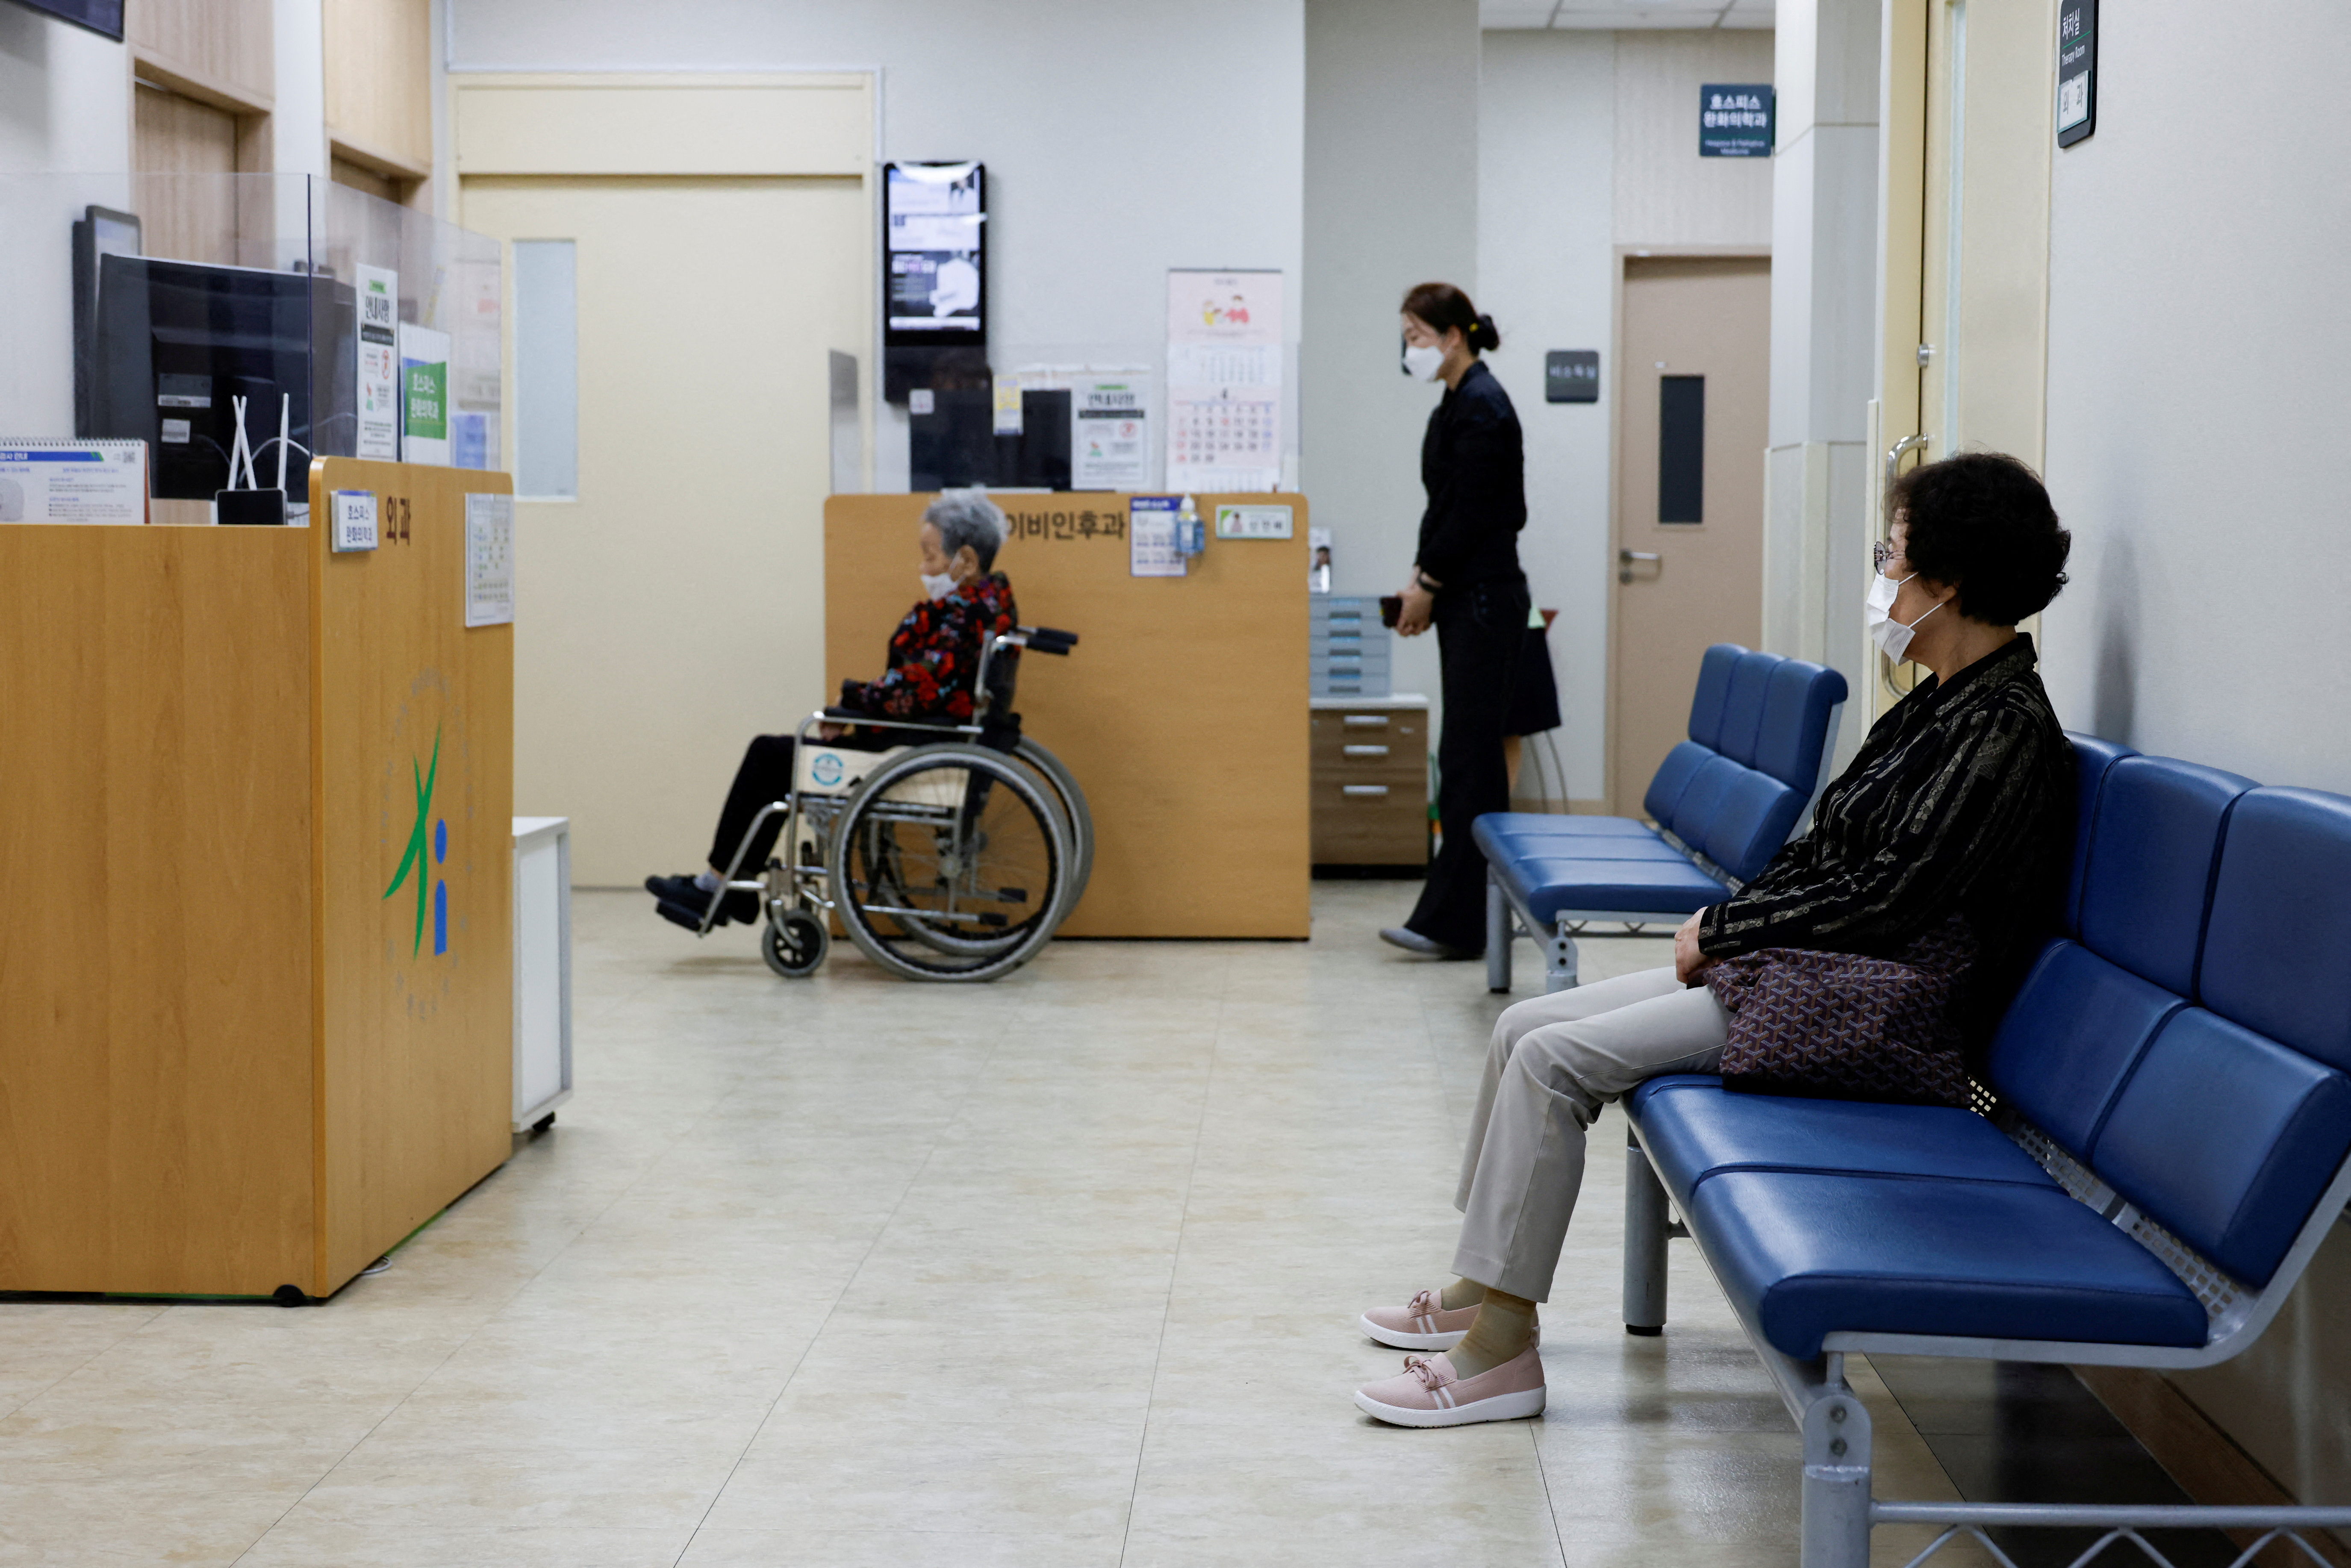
[1309, 697, 1429, 865]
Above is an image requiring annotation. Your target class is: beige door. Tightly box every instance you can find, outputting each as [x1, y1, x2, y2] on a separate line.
[1875, 0, 2056, 715]
[459, 177, 868, 883]
[1610, 256, 1771, 814]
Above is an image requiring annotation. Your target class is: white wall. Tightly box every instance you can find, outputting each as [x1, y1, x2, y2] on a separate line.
[2041, 0, 2351, 795]
[449, 0, 1306, 488]
[1762, 0, 1877, 768]
[1478, 30, 1615, 803]
[1299, 0, 1481, 715]
[0, 8, 129, 174]
[1474, 27, 1772, 805]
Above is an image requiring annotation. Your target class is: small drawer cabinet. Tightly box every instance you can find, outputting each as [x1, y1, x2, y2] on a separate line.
[1309, 694, 1429, 866]
[1308, 596, 1393, 698]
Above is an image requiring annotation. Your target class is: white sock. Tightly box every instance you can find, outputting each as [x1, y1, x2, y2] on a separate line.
[694, 871, 722, 892]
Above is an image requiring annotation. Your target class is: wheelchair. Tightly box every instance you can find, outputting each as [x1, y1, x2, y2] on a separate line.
[693, 625, 1093, 982]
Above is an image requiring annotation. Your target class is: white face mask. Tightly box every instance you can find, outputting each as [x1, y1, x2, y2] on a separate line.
[1865, 571, 1941, 663]
[1401, 342, 1447, 382]
[920, 571, 957, 603]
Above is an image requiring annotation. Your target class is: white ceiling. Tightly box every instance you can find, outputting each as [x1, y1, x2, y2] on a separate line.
[1482, 0, 1773, 29]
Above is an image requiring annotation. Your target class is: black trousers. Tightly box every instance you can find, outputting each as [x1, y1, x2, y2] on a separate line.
[1407, 577, 1530, 950]
[707, 730, 899, 871]
[709, 735, 798, 872]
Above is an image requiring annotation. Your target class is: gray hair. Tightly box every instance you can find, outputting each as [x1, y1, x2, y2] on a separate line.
[924, 490, 1008, 571]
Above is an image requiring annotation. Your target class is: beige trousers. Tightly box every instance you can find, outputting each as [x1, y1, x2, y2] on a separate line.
[1452, 966, 1729, 1300]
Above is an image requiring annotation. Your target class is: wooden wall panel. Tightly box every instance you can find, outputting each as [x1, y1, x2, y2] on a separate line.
[0, 527, 315, 1295]
[132, 83, 241, 265]
[825, 494, 1310, 939]
[127, 0, 273, 108]
[325, 0, 433, 178]
[310, 459, 514, 1290]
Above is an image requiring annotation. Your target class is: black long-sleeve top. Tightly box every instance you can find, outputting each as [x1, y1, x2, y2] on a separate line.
[1698, 635, 2073, 1038]
[1415, 359, 1527, 588]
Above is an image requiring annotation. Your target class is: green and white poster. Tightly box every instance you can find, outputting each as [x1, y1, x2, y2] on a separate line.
[398, 322, 451, 467]
[356, 266, 401, 461]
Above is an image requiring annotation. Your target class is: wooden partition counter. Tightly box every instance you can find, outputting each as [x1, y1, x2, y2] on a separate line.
[0, 458, 514, 1299]
[824, 494, 1310, 939]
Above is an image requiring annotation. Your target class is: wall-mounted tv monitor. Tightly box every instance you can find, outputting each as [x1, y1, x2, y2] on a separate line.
[83, 255, 356, 500]
[3, 0, 124, 41]
[883, 161, 984, 350]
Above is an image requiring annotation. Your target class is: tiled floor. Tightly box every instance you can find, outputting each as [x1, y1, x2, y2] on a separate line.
[0, 883, 1990, 1566]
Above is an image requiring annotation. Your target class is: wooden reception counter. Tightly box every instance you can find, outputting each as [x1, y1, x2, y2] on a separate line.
[825, 493, 1310, 940]
[0, 458, 514, 1300]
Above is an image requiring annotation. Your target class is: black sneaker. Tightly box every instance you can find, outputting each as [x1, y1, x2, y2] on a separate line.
[647, 874, 760, 927]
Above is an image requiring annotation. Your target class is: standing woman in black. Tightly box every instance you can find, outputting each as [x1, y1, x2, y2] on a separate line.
[1382, 282, 1530, 959]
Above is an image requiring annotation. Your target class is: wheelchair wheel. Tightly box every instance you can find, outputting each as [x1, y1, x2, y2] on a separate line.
[827, 745, 1067, 981]
[761, 908, 829, 977]
[1012, 737, 1093, 918]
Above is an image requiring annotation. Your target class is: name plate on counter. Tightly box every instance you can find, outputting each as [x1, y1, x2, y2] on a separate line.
[1214, 503, 1293, 541]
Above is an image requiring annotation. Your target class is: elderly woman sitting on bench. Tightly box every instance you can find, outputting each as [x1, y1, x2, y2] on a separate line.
[645, 491, 1017, 931]
[1353, 452, 2077, 1427]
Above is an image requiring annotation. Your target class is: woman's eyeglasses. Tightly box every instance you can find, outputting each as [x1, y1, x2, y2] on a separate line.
[1873, 540, 1898, 575]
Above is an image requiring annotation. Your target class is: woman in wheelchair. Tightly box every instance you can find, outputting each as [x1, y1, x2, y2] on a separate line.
[645, 492, 1017, 930]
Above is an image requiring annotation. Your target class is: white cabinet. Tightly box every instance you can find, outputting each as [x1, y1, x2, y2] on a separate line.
[513, 817, 573, 1132]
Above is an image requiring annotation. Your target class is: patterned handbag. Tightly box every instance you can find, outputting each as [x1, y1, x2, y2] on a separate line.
[1703, 915, 1979, 1107]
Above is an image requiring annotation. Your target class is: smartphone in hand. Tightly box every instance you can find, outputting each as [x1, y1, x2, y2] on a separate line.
[1379, 595, 1403, 629]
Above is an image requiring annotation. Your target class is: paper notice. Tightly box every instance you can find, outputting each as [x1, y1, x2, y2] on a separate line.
[1072, 374, 1151, 490]
[356, 266, 400, 461]
[0, 440, 147, 524]
[1128, 495, 1186, 578]
[464, 492, 515, 627]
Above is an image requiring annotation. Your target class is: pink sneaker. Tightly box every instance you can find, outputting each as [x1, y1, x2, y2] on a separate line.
[1358, 1288, 1478, 1350]
[1353, 1342, 1547, 1428]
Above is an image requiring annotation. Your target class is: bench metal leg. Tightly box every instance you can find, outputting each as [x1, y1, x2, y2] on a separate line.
[1799, 1390, 1873, 1568]
[1623, 1130, 1670, 1335]
[1485, 870, 1512, 994]
[1544, 916, 1580, 993]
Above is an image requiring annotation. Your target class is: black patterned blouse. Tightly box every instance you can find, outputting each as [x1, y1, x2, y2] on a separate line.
[837, 571, 1019, 723]
[1698, 634, 2074, 1046]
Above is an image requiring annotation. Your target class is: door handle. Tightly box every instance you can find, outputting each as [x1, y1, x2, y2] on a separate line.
[1342, 785, 1390, 797]
[1618, 549, 1660, 585]
[1343, 744, 1390, 757]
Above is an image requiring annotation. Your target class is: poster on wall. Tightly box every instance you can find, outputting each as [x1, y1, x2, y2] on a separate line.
[1165, 269, 1283, 494]
[1072, 373, 1151, 490]
[355, 265, 401, 461]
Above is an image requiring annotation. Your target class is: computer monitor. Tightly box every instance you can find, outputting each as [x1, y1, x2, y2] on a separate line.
[83, 254, 357, 500]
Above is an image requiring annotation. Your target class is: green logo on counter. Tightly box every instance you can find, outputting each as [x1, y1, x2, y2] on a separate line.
[383, 725, 446, 958]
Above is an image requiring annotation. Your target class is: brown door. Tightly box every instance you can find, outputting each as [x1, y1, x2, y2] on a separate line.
[1610, 256, 1770, 814]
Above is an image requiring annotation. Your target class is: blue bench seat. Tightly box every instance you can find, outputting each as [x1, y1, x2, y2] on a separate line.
[1688, 1168, 2212, 1358]
[1609, 729, 2351, 1564]
[1476, 643, 1847, 991]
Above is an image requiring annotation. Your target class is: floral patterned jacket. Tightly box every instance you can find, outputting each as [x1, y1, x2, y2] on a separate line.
[836, 571, 1019, 722]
